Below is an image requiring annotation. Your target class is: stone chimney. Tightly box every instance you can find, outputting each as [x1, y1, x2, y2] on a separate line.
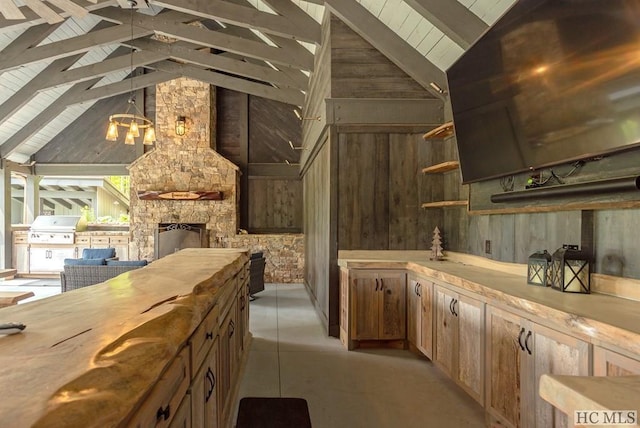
[128, 78, 240, 260]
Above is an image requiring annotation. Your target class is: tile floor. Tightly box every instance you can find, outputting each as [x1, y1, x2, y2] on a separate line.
[234, 283, 485, 428]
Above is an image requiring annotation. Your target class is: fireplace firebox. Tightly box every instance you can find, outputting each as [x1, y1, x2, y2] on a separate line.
[154, 223, 208, 259]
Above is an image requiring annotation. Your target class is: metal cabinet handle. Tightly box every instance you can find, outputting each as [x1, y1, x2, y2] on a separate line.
[156, 404, 171, 422]
[518, 327, 525, 351]
[417, 283, 422, 297]
[205, 367, 216, 403]
[525, 331, 532, 355]
[375, 278, 379, 291]
[205, 331, 213, 340]
[415, 283, 418, 296]
[449, 298, 454, 315]
[452, 299, 458, 317]
[379, 278, 384, 291]
[228, 320, 235, 338]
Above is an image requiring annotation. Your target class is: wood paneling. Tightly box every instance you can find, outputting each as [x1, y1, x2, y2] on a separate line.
[338, 133, 389, 250]
[34, 93, 137, 164]
[216, 88, 244, 166]
[389, 133, 441, 250]
[303, 138, 337, 334]
[249, 96, 302, 164]
[247, 178, 302, 232]
[329, 17, 431, 99]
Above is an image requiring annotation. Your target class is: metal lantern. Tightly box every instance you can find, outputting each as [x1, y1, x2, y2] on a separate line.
[527, 250, 551, 286]
[550, 244, 591, 293]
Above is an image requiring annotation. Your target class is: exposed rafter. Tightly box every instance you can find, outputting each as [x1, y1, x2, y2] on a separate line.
[150, 60, 305, 105]
[150, 0, 320, 43]
[403, 0, 487, 49]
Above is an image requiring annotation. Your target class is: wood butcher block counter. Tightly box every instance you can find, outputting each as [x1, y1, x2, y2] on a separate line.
[0, 248, 249, 427]
[339, 250, 640, 356]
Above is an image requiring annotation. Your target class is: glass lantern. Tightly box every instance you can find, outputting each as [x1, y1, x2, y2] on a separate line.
[527, 250, 551, 286]
[550, 245, 591, 293]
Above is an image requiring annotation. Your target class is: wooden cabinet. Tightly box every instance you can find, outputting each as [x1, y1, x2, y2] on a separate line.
[485, 305, 591, 428]
[594, 346, 640, 376]
[12, 234, 29, 275]
[351, 269, 406, 342]
[89, 235, 129, 260]
[126, 346, 191, 427]
[434, 285, 484, 404]
[191, 338, 219, 428]
[407, 273, 434, 359]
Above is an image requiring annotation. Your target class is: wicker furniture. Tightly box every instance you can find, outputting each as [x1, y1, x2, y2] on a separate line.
[60, 265, 145, 292]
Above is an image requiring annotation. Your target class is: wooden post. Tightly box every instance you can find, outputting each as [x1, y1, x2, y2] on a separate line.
[24, 175, 41, 224]
[0, 161, 12, 269]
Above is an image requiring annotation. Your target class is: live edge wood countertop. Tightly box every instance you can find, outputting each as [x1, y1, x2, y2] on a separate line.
[338, 250, 640, 357]
[0, 248, 249, 428]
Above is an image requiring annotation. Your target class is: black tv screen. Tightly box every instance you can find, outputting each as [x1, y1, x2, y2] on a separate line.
[448, 0, 640, 184]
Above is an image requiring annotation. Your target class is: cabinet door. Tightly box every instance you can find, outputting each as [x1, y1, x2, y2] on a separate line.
[485, 305, 523, 428]
[377, 271, 406, 340]
[110, 236, 130, 261]
[13, 243, 29, 274]
[531, 323, 590, 428]
[456, 295, 484, 405]
[340, 268, 350, 347]
[406, 277, 421, 347]
[419, 280, 434, 360]
[594, 346, 640, 376]
[192, 339, 219, 428]
[169, 394, 191, 428]
[434, 286, 457, 378]
[350, 271, 380, 340]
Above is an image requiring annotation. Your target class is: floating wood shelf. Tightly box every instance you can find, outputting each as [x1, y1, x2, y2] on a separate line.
[421, 200, 468, 209]
[422, 121, 454, 140]
[422, 161, 460, 174]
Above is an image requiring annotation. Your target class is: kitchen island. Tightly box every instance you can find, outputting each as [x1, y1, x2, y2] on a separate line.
[0, 248, 250, 428]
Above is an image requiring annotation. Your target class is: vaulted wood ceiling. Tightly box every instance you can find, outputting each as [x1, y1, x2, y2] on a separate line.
[0, 0, 515, 165]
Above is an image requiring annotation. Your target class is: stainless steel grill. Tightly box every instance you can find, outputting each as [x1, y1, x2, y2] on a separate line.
[28, 215, 87, 244]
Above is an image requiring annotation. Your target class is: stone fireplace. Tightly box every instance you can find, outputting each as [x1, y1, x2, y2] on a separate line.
[129, 78, 239, 261]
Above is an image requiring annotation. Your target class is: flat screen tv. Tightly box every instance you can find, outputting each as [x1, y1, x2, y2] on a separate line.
[448, 0, 640, 184]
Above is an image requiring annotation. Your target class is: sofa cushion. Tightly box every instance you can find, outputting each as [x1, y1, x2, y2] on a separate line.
[64, 258, 106, 266]
[106, 260, 148, 267]
[82, 248, 116, 259]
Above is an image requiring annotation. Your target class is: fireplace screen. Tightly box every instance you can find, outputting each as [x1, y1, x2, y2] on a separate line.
[154, 223, 208, 259]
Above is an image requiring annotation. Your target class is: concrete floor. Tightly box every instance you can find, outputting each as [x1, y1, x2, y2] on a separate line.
[234, 284, 485, 428]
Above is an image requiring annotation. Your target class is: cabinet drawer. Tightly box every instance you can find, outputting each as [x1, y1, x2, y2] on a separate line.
[13, 235, 28, 244]
[190, 305, 220, 379]
[168, 394, 191, 428]
[110, 236, 129, 245]
[90, 236, 110, 246]
[75, 236, 90, 245]
[127, 346, 190, 428]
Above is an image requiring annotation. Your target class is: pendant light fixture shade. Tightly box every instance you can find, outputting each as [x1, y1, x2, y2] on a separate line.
[104, 1, 155, 146]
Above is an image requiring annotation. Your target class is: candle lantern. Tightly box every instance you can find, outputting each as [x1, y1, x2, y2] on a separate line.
[527, 250, 551, 286]
[550, 244, 591, 293]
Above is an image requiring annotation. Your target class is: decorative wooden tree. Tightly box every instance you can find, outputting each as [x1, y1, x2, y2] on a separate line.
[431, 227, 444, 261]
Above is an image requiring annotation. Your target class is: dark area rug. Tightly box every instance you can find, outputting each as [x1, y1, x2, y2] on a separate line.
[236, 397, 312, 428]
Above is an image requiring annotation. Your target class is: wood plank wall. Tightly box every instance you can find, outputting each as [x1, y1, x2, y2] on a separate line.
[303, 139, 335, 330]
[217, 88, 303, 233]
[35, 93, 138, 164]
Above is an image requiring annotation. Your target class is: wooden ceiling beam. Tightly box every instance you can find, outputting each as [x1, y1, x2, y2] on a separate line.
[151, 60, 305, 105]
[0, 0, 115, 34]
[324, 0, 446, 100]
[256, 0, 321, 41]
[95, 7, 315, 70]
[0, 22, 153, 74]
[151, 0, 320, 44]
[0, 53, 85, 127]
[131, 38, 307, 90]
[403, 0, 487, 50]
[0, 78, 103, 158]
[72, 69, 180, 104]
